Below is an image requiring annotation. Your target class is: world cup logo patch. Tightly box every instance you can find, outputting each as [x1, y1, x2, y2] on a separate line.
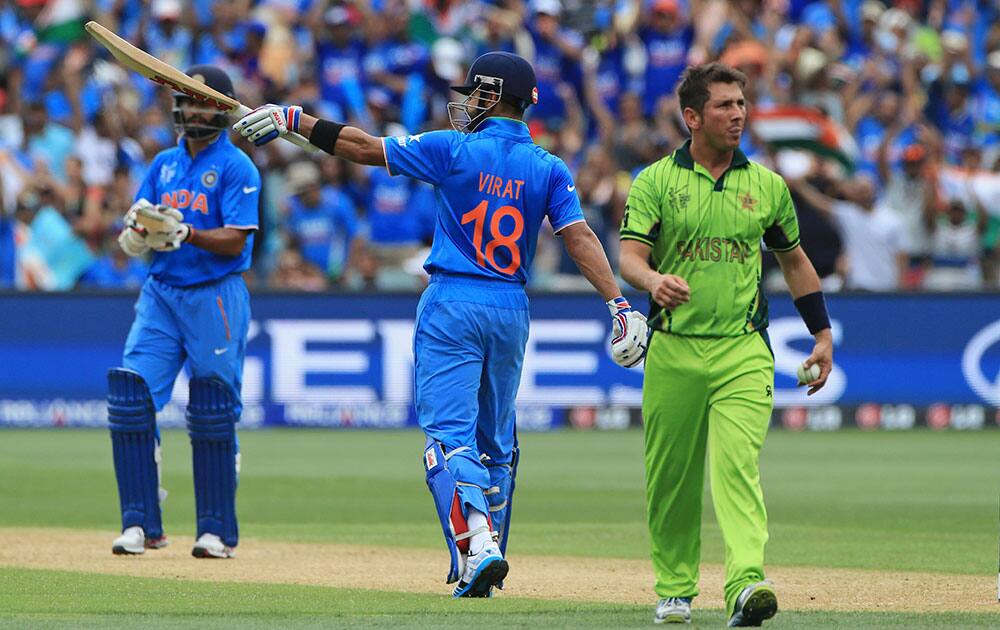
[201, 170, 218, 188]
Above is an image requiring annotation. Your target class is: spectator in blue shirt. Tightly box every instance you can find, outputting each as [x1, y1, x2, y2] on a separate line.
[79, 231, 149, 289]
[283, 160, 361, 285]
[315, 5, 369, 125]
[638, 0, 693, 116]
[526, 0, 583, 124]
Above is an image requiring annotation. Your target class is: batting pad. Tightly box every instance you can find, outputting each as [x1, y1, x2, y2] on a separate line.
[187, 377, 239, 548]
[107, 368, 163, 538]
[425, 438, 479, 584]
[484, 442, 518, 556]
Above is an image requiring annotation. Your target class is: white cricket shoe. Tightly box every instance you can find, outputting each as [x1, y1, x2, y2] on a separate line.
[192, 533, 235, 559]
[654, 597, 692, 624]
[112, 526, 145, 555]
[112, 526, 169, 555]
[452, 542, 508, 598]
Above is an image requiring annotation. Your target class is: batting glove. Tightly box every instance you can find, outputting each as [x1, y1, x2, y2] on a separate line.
[233, 104, 302, 146]
[607, 297, 648, 368]
[138, 204, 192, 252]
[117, 200, 152, 257]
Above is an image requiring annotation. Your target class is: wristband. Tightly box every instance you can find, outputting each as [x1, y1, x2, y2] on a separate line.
[309, 119, 345, 155]
[793, 291, 831, 335]
[286, 106, 302, 133]
[184, 224, 195, 243]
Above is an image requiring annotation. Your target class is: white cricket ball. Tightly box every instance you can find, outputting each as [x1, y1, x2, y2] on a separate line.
[797, 363, 820, 384]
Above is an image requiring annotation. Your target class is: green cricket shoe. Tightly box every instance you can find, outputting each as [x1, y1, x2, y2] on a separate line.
[727, 581, 777, 627]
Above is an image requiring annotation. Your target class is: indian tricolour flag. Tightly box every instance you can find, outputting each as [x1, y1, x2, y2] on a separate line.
[751, 106, 860, 172]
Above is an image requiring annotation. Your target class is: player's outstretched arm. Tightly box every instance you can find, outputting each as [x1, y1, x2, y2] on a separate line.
[774, 246, 833, 395]
[233, 106, 386, 167]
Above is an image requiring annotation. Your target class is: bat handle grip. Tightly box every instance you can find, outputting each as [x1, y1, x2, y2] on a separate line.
[235, 105, 319, 153]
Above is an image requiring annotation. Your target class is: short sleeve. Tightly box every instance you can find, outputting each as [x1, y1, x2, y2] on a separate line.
[220, 156, 261, 230]
[547, 159, 585, 232]
[620, 166, 660, 246]
[762, 177, 801, 252]
[382, 130, 458, 185]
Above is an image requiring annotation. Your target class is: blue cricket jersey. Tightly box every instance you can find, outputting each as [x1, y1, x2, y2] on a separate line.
[135, 133, 260, 287]
[381, 117, 585, 284]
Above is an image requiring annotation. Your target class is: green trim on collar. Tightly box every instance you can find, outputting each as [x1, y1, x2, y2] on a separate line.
[672, 138, 750, 171]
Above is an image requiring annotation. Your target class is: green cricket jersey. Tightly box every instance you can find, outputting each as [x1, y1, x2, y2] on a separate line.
[621, 139, 800, 337]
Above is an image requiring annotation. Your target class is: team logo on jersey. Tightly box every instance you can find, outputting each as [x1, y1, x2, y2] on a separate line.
[395, 134, 423, 146]
[740, 192, 758, 211]
[159, 162, 177, 185]
[201, 170, 219, 188]
[666, 186, 689, 211]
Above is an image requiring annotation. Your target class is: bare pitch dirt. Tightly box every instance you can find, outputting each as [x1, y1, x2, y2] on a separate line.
[0, 528, 995, 613]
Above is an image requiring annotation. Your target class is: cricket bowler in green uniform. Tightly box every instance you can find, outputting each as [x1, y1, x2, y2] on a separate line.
[619, 63, 834, 626]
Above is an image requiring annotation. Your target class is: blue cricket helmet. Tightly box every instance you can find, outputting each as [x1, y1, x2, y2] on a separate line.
[451, 52, 538, 110]
[448, 52, 538, 132]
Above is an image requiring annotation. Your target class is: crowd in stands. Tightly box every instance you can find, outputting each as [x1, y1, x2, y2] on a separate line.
[1, 0, 1000, 292]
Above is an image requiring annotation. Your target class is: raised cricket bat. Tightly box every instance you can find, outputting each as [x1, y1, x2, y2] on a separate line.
[85, 20, 316, 152]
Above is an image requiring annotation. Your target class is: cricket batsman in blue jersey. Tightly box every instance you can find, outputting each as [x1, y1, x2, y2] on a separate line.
[110, 66, 260, 560]
[235, 51, 648, 597]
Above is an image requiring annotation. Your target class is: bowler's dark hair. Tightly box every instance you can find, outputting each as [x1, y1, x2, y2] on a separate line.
[677, 63, 748, 115]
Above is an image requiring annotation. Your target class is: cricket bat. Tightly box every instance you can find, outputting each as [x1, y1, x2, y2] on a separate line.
[85, 20, 316, 152]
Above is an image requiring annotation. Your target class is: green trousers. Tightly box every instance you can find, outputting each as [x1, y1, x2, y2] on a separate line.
[642, 331, 774, 614]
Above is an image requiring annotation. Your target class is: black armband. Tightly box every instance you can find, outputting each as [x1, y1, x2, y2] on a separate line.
[793, 291, 831, 335]
[309, 119, 346, 155]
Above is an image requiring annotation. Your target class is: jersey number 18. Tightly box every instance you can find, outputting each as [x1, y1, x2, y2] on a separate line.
[461, 200, 524, 274]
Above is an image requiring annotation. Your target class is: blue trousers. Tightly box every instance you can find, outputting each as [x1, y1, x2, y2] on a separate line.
[123, 274, 249, 412]
[414, 274, 529, 517]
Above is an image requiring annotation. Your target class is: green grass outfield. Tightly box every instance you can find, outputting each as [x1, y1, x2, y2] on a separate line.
[1, 428, 999, 627]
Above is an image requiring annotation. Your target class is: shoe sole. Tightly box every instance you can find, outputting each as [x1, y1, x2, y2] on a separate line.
[453, 557, 509, 598]
[111, 544, 144, 555]
[192, 546, 234, 559]
[729, 585, 777, 627]
[655, 613, 691, 624]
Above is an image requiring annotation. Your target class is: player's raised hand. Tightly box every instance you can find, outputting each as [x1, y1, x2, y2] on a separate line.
[650, 274, 690, 309]
[607, 297, 648, 368]
[802, 329, 833, 396]
[233, 104, 303, 146]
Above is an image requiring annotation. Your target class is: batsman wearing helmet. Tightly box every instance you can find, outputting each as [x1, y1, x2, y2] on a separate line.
[110, 65, 260, 559]
[234, 51, 647, 597]
[619, 63, 834, 626]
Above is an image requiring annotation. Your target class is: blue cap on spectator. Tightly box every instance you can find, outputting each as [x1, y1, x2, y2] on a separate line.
[801, 3, 837, 33]
[247, 21, 267, 38]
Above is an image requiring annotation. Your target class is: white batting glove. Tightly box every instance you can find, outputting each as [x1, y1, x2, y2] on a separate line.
[117, 223, 149, 257]
[117, 200, 152, 257]
[137, 204, 192, 252]
[608, 297, 648, 368]
[233, 104, 302, 146]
